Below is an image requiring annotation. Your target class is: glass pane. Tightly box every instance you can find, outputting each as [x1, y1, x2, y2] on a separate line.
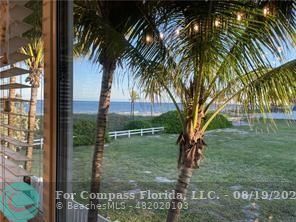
[0, 0, 43, 221]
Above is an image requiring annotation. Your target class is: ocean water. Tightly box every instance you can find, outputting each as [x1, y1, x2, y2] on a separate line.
[252, 112, 296, 120]
[29, 101, 296, 119]
[72, 101, 177, 114]
[33, 100, 177, 115]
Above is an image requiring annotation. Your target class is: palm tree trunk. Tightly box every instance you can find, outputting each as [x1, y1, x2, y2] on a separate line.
[167, 127, 204, 222]
[88, 57, 116, 222]
[25, 86, 38, 172]
[132, 101, 135, 120]
[130, 100, 133, 117]
[8, 76, 16, 150]
[150, 102, 153, 117]
[166, 166, 193, 222]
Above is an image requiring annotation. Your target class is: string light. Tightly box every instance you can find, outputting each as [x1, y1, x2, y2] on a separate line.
[263, 7, 269, 16]
[143, 6, 277, 42]
[145, 34, 153, 44]
[214, 19, 220, 27]
[237, 12, 243, 21]
[193, 24, 199, 32]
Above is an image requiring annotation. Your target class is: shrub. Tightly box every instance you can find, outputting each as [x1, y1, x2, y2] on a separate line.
[124, 120, 152, 130]
[152, 111, 182, 133]
[73, 119, 96, 146]
[108, 113, 131, 131]
[152, 110, 232, 134]
[73, 118, 110, 146]
[203, 112, 232, 130]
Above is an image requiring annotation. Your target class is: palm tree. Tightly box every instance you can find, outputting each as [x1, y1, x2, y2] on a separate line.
[74, 1, 166, 220]
[21, 39, 43, 172]
[130, 89, 140, 119]
[7, 75, 16, 150]
[139, 1, 296, 221]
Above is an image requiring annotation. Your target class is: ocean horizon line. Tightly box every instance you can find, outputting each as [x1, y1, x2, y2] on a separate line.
[37, 99, 179, 104]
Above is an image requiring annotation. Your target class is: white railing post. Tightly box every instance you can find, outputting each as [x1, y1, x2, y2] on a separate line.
[141, 129, 143, 136]
[152, 128, 154, 135]
[114, 132, 117, 140]
[128, 130, 131, 138]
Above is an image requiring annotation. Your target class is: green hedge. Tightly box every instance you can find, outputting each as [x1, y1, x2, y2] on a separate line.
[72, 111, 232, 145]
[73, 119, 96, 146]
[73, 119, 109, 146]
[204, 112, 232, 131]
[152, 111, 182, 133]
[152, 110, 232, 134]
[124, 120, 152, 130]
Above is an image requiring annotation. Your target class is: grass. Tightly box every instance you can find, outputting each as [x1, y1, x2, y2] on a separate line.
[32, 120, 296, 221]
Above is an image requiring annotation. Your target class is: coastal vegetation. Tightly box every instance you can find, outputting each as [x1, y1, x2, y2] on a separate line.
[72, 111, 232, 146]
[129, 90, 140, 119]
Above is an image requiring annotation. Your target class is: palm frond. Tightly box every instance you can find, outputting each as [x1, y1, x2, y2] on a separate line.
[138, 0, 296, 133]
[202, 60, 296, 131]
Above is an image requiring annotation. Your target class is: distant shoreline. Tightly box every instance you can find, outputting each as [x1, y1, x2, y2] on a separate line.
[72, 111, 296, 120]
[35, 101, 178, 116]
[33, 100, 295, 119]
[73, 111, 163, 116]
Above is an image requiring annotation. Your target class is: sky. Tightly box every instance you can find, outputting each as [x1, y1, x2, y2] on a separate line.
[73, 47, 296, 102]
[10, 44, 295, 102]
[73, 58, 132, 102]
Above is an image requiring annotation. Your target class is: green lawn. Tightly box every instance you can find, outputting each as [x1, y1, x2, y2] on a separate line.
[71, 120, 296, 222]
[32, 120, 296, 221]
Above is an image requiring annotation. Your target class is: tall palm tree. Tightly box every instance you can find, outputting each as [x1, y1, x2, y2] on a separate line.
[139, 1, 296, 221]
[21, 40, 43, 172]
[8, 75, 16, 150]
[130, 89, 140, 119]
[74, 1, 166, 220]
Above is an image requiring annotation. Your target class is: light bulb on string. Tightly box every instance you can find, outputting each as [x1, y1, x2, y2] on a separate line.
[214, 19, 220, 27]
[175, 28, 180, 36]
[159, 32, 164, 40]
[193, 24, 199, 32]
[263, 7, 269, 17]
[145, 34, 153, 44]
[237, 12, 243, 21]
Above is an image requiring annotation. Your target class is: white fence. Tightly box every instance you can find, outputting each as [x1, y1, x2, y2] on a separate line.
[109, 127, 164, 139]
[33, 127, 165, 146]
[33, 138, 44, 146]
